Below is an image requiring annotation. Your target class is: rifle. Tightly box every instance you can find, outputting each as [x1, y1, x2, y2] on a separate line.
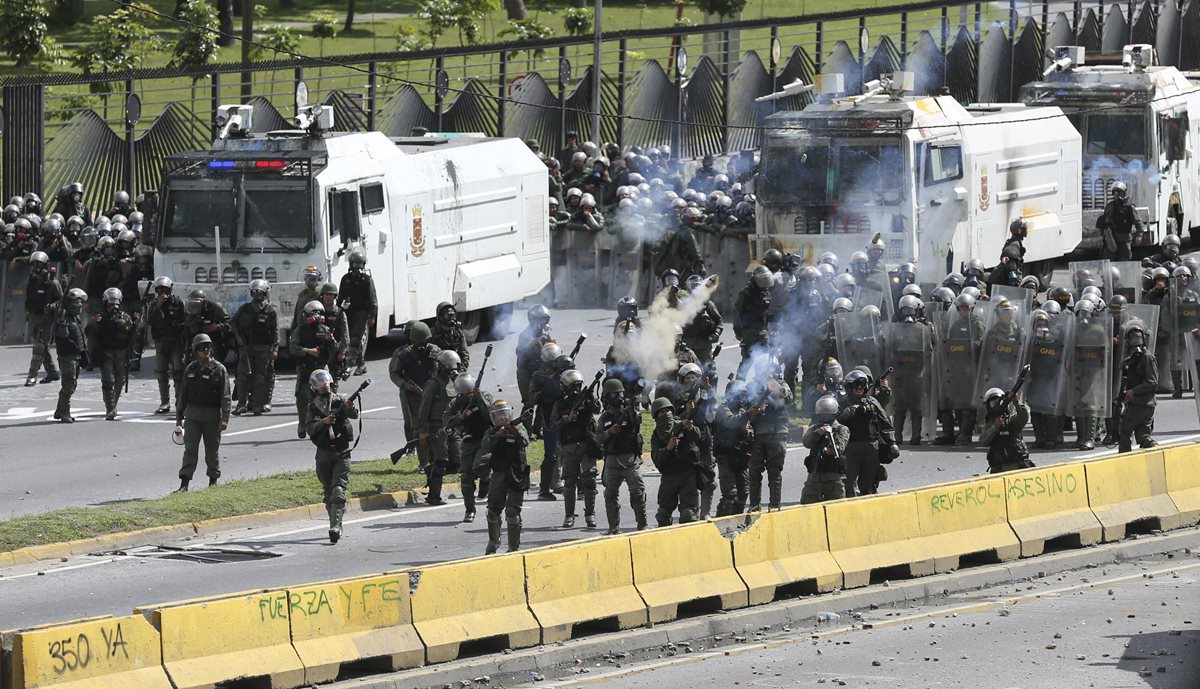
[619, 379, 647, 428]
[986, 364, 1032, 421]
[474, 344, 494, 391]
[871, 366, 894, 396]
[568, 333, 587, 361]
[390, 438, 419, 464]
[568, 370, 605, 419]
[327, 377, 373, 444]
[804, 424, 841, 472]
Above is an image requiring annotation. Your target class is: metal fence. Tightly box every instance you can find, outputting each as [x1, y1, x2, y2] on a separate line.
[2, 0, 1199, 213]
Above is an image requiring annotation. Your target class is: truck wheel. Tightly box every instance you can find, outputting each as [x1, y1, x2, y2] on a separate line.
[460, 309, 482, 345]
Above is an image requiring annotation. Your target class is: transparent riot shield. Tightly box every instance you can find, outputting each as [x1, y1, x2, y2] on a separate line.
[972, 299, 1031, 406]
[608, 227, 643, 303]
[990, 284, 1035, 312]
[594, 224, 616, 306]
[887, 320, 936, 419]
[1025, 311, 1074, 415]
[568, 229, 600, 308]
[1068, 259, 1113, 301]
[935, 308, 982, 409]
[713, 234, 751, 317]
[864, 268, 894, 321]
[1171, 277, 1200, 373]
[1185, 333, 1200, 424]
[852, 285, 885, 312]
[1116, 303, 1160, 371]
[1109, 261, 1143, 305]
[834, 310, 884, 378]
[1069, 313, 1113, 419]
[550, 227, 572, 307]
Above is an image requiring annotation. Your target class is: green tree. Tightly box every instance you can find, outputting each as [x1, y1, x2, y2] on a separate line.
[252, 24, 299, 89]
[562, 6, 591, 36]
[0, 0, 54, 67]
[170, 0, 220, 73]
[500, 17, 552, 70]
[416, 0, 457, 48]
[694, 0, 748, 17]
[71, 2, 162, 116]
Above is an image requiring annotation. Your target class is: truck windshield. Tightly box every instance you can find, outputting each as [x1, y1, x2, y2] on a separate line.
[158, 178, 312, 253]
[836, 144, 904, 200]
[758, 139, 831, 203]
[160, 183, 236, 251]
[242, 186, 311, 252]
[1083, 113, 1147, 159]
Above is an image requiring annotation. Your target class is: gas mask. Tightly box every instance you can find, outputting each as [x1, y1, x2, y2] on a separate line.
[1127, 331, 1145, 352]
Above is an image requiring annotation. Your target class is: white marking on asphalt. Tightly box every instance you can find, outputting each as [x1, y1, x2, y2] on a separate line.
[0, 558, 120, 582]
[242, 501, 458, 541]
[1073, 432, 1200, 460]
[223, 406, 395, 436]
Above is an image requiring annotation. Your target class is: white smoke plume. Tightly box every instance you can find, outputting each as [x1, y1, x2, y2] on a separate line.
[611, 275, 721, 380]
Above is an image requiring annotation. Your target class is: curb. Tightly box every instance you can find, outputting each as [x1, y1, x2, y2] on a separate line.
[0, 482, 460, 569]
[332, 527, 1200, 689]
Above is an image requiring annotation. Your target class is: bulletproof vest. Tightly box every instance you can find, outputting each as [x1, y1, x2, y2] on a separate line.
[326, 307, 346, 339]
[740, 287, 770, 331]
[248, 303, 275, 345]
[340, 272, 372, 311]
[312, 394, 355, 449]
[293, 321, 329, 364]
[151, 296, 187, 339]
[55, 314, 85, 356]
[537, 376, 562, 412]
[807, 425, 846, 474]
[399, 344, 439, 386]
[713, 408, 753, 453]
[599, 408, 642, 455]
[462, 397, 491, 440]
[556, 392, 594, 442]
[488, 433, 523, 470]
[25, 275, 51, 313]
[189, 302, 227, 337]
[1106, 201, 1137, 234]
[841, 397, 881, 441]
[654, 423, 698, 473]
[986, 427, 1029, 470]
[431, 326, 463, 355]
[185, 361, 224, 407]
[85, 259, 111, 294]
[1123, 352, 1154, 393]
[97, 311, 132, 349]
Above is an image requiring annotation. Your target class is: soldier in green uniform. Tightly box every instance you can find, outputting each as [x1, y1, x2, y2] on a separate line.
[651, 211, 704, 281]
[232, 279, 278, 415]
[388, 322, 441, 468]
[306, 368, 359, 543]
[338, 250, 377, 376]
[53, 288, 88, 423]
[1117, 322, 1158, 453]
[293, 266, 323, 330]
[416, 350, 461, 506]
[734, 266, 772, 375]
[801, 395, 850, 504]
[96, 287, 134, 420]
[23, 251, 62, 387]
[516, 305, 553, 410]
[837, 369, 898, 497]
[147, 276, 187, 414]
[596, 378, 648, 534]
[713, 380, 753, 516]
[445, 373, 493, 523]
[681, 274, 722, 364]
[431, 302, 470, 367]
[173, 334, 231, 492]
[1097, 181, 1143, 261]
[650, 397, 702, 526]
[480, 400, 530, 554]
[319, 282, 350, 380]
[746, 368, 792, 510]
[289, 300, 336, 438]
[184, 290, 232, 364]
[550, 369, 601, 528]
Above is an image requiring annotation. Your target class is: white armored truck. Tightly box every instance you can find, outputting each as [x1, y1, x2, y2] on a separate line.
[152, 101, 551, 341]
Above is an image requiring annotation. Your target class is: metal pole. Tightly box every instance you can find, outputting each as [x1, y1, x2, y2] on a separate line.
[616, 38, 627, 147]
[591, 0, 602, 145]
[559, 44, 568, 148]
[1009, 0, 1017, 37]
[367, 61, 377, 131]
[815, 21, 824, 74]
[435, 55, 445, 133]
[497, 51, 508, 137]
[211, 72, 221, 141]
[901, 12, 909, 67]
[721, 29, 731, 154]
[125, 79, 136, 197]
[974, 2, 982, 43]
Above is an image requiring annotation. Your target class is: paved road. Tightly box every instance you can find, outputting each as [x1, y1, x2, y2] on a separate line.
[523, 551, 1200, 688]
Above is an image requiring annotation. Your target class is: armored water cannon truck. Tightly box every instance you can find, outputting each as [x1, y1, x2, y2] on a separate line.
[755, 72, 1082, 282]
[1019, 44, 1200, 247]
[151, 96, 550, 342]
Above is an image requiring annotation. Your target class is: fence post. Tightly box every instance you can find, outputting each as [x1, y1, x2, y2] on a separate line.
[900, 12, 909, 67]
[1042, 0, 1050, 37]
[434, 55, 445, 133]
[722, 28, 731, 154]
[558, 44, 568, 150]
[125, 78, 136, 197]
[367, 60, 377, 131]
[1008, 0, 1016, 37]
[815, 20, 824, 73]
[210, 72, 221, 141]
[974, 2, 982, 43]
[941, 5, 949, 52]
[616, 38, 627, 147]
[1, 84, 45, 202]
[497, 50, 507, 137]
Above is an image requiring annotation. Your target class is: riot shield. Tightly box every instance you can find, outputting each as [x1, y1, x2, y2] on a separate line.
[568, 229, 600, 308]
[1185, 332, 1200, 424]
[550, 227, 571, 307]
[1170, 277, 1200, 372]
[852, 285, 885, 312]
[1025, 312, 1073, 415]
[1068, 259, 1113, 301]
[935, 308, 982, 409]
[887, 321, 936, 419]
[1119, 303, 1160, 361]
[834, 311, 884, 378]
[972, 300, 1031, 407]
[990, 284, 1034, 312]
[1110, 261, 1143, 305]
[864, 269, 894, 321]
[1069, 314, 1113, 419]
[608, 228, 643, 302]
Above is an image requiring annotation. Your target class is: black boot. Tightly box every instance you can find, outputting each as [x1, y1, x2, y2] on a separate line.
[173, 479, 189, 494]
[426, 468, 446, 506]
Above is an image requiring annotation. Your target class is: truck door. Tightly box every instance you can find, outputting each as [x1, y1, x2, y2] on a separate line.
[916, 139, 967, 276]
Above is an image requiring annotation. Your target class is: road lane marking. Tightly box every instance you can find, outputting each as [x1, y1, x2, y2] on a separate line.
[223, 405, 395, 436]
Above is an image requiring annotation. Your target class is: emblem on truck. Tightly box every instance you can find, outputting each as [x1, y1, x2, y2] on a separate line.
[411, 204, 426, 257]
[978, 165, 990, 212]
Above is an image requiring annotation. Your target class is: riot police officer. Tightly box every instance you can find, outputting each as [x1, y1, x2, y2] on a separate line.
[746, 368, 792, 511]
[596, 377, 648, 534]
[681, 274, 722, 364]
[734, 266, 772, 374]
[417, 350, 461, 506]
[96, 287, 134, 420]
[319, 282, 351, 380]
[650, 397, 702, 525]
[232, 279, 278, 415]
[445, 373, 494, 523]
[800, 395, 849, 504]
[147, 277, 187, 414]
[550, 369, 601, 528]
[174, 333, 231, 492]
[53, 288, 88, 423]
[388, 322, 441, 466]
[290, 300, 336, 438]
[338, 249, 378, 376]
[481, 400, 530, 554]
[307, 368, 359, 543]
[980, 387, 1033, 473]
[431, 302, 470, 367]
[184, 290, 232, 363]
[24, 251, 62, 387]
[837, 369, 897, 497]
[1117, 322, 1158, 453]
[293, 266, 324, 328]
[1098, 181, 1142, 260]
[517, 305, 553, 408]
[713, 380, 754, 516]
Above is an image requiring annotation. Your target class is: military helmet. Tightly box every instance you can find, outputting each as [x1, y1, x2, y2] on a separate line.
[671, 197, 688, 211]
[309, 368, 334, 391]
[867, 236, 886, 256]
[901, 283, 923, 298]
[1009, 217, 1029, 235]
[560, 369, 585, 389]
[961, 285, 981, 301]
[303, 300, 325, 317]
[763, 249, 784, 268]
[128, 211, 144, 228]
[2, 204, 18, 223]
[954, 293, 976, 309]
[112, 190, 130, 207]
[942, 271, 965, 290]
[814, 395, 839, 417]
[302, 265, 322, 285]
[860, 304, 882, 318]
[566, 187, 583, 200]
[96, 235, 115, 252]
[678, 362, 702, 381]
[408, 321, 432, 343]
[1151, 266, 1170, 282]
[319, 281, 338, 296]
[116, 229, 136, 247]
[963, 257, 985, 276]
[1074, 299, 1096, 317]
[1163, 234, 1181, 248]
[153, 275, 173, 292]
[616, 296, 638, 320]
[23, 192, 41, 209]
[682, 206, 703, 223]
[983, 387, 1005, 404]
[1049, 285, 1072, 305]
[1173, 265, 1191, 280]
[580, 193, 597, 208]
[436, 350, 461, 371]
[833, 273, 856, 293]
[41, 218, 62, 236]
[249, 279, 270, 299]
[192, 333, 213, 348]
[825, 358, 843, 381]
[540, 341, 562, 363]
[818, 251, 839, 270]
[845, 369, 869, 389]
[571, 151, 587, 164]
[1020, 275, 1040, 291]
[725, 379, 748, 402]
[797, 265, 820, 283]
[602, 378, 626, 397]
[66, 287, 87, 303]
[831, 297, 854, 314]
[897, 262, 917, 280]
[661, 268, 681, 286]
[1110, 180, 1128, 196]
[931, 286, 955, 304]
[816, 263, 835, 279]
[897, 294, 922, 317]
[849, 251, 870, 271]
[554, 354, 575, 371]
[29, 250, 50, 268]
[686, 274, 705, 292]
[453, 373, 477, 395]
[527, 304, 551, 325]
[348, 249, 367, 268]
[100, 287, 121, 306]
[1124, 320, 1148, 337]
[752, 265, 773, 289]
[651, 397, 674, 415]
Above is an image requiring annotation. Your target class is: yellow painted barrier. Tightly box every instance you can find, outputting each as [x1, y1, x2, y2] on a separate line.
[726, 508, 842, 606]
[524, 538, 648, 643]
[910, 477, 1021, 573]
[824, 493, 935, 589]
[138, 590, 305, 689]
[407, 554, 540, 664]
[629, 522, 749, 624]
[287, 574, 424, 684]
[1163, 445, 1200, 526]
[1004, 462, 1101, 556]
[4, 615, 169, 689]
[1084, 451, 1183, 541]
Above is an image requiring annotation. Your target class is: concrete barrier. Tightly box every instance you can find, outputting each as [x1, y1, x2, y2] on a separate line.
[824, 493, 935, 589]
[407, 554, 540, 664]
[629, 522, 749, 624]
[725, 508, 842, 606]
[287, 574, 424, 684]
[138, 590, 305, 689]
[1003, 463, 1102, 556]
[3, 615, 170, 689]
[524, 537, 648, 643]
[910, 477, 1021, 573]
[1163, 445, 1200, 526]
[1084, 451, 1184, 541]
